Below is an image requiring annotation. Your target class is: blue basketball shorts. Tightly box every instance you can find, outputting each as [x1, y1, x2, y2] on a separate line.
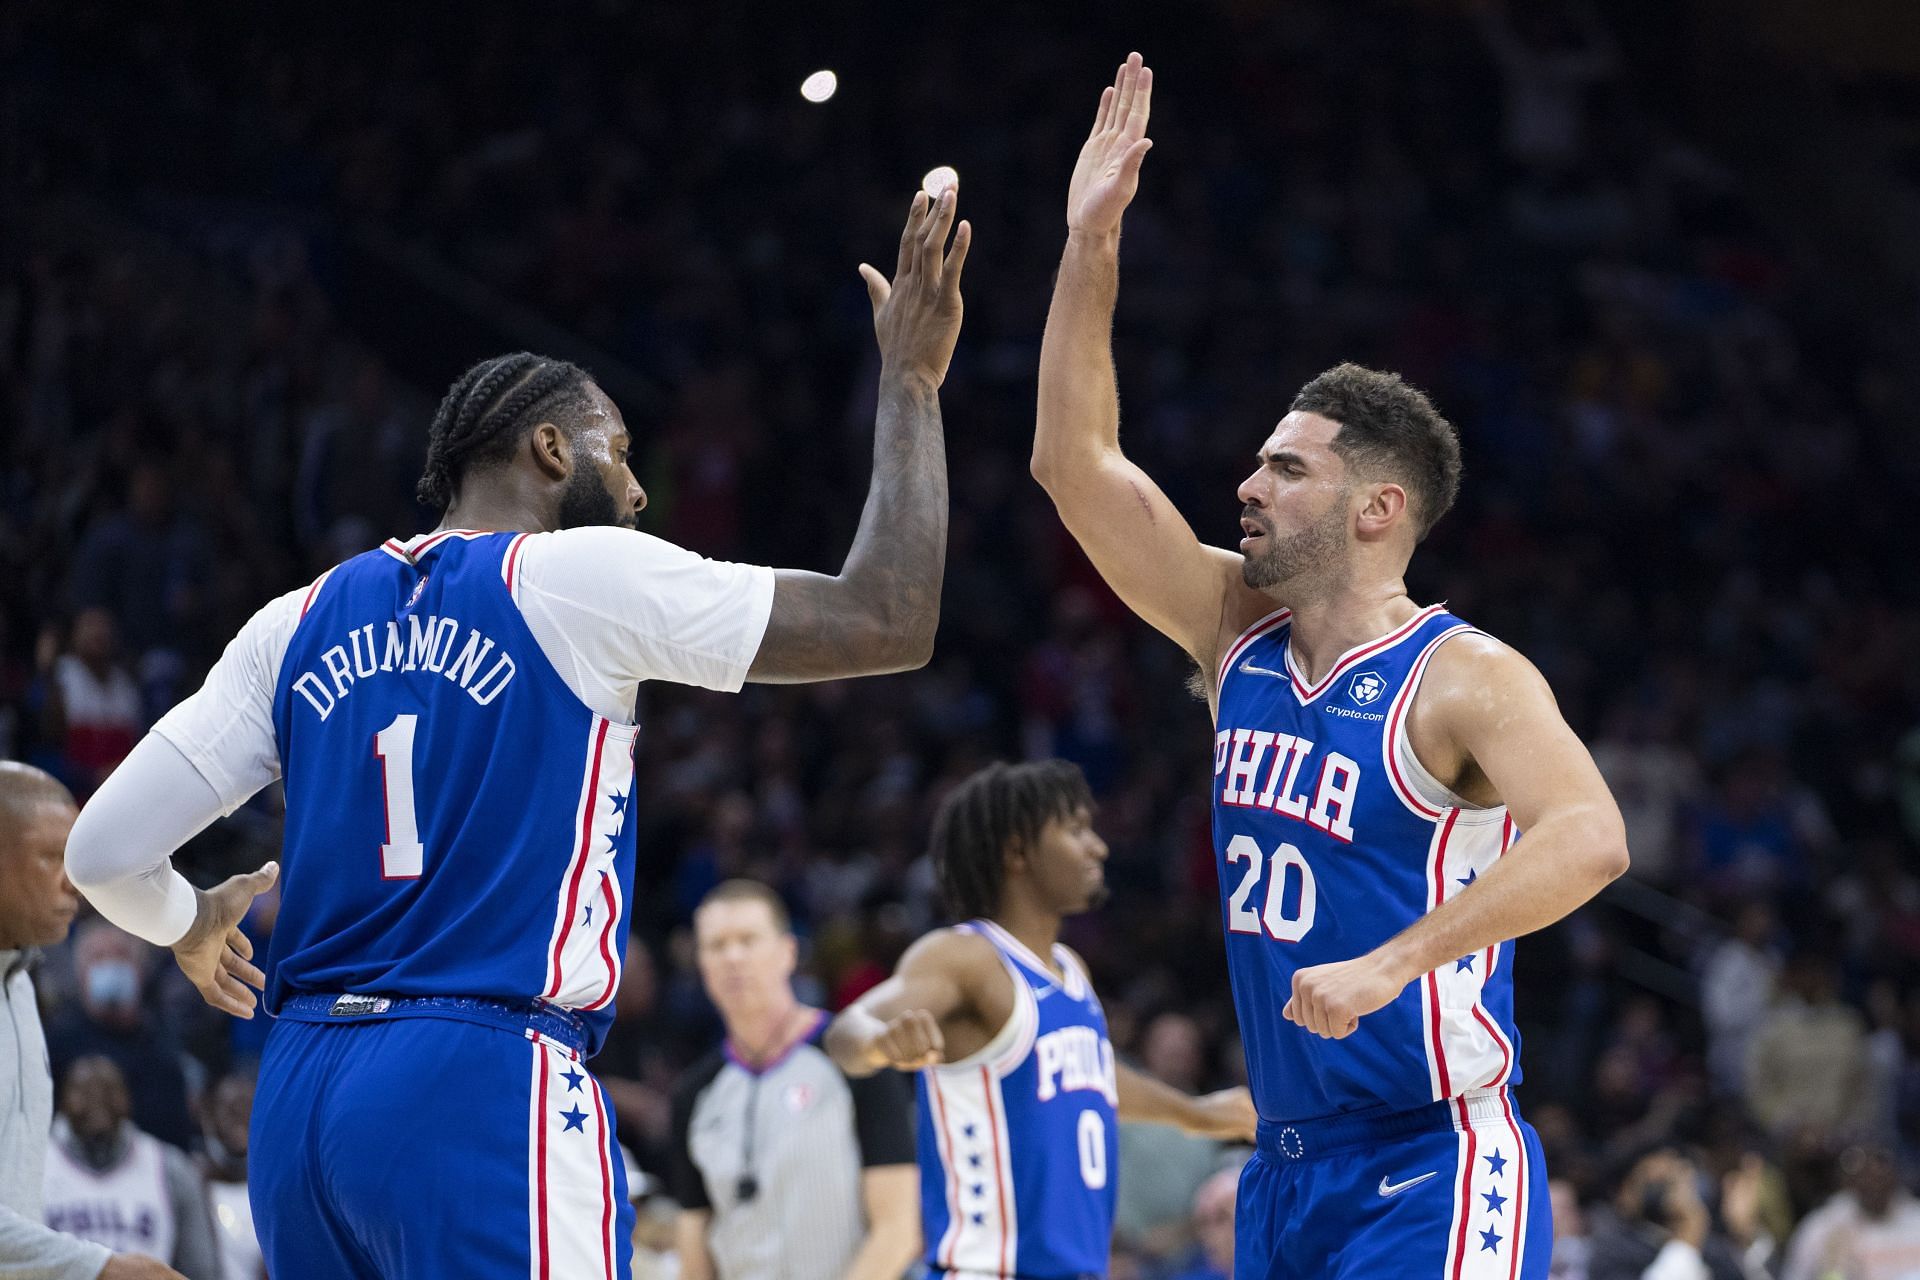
[250, 997, 633, 1279]
[1235, 1088, 1551, 1280]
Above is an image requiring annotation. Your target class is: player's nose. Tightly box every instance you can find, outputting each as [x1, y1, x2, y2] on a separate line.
[630, 481, 647, 512]
[1236, 471, 1265, 506]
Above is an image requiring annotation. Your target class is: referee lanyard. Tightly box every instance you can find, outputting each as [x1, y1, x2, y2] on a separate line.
[731, 1007, 823, 1204]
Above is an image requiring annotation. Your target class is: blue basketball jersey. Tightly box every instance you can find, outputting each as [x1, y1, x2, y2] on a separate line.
[266, 530, 637, 1056]
[916, 920, 1119, 1280]
[1210, 605, 1523, 1125]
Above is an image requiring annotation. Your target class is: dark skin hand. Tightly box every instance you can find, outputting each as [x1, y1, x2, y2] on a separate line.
[747, 188, 971, 682]
[439, 188, 971, 685]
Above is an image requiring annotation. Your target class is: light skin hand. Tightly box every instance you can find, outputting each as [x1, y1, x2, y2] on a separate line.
[1067, 53, 1155, 238]
[170, 861, 278, 1018]
[868, 1007, 945, 1071]
[99, 1254, 187, 1279]
[1191, 1086, 1259, 1142]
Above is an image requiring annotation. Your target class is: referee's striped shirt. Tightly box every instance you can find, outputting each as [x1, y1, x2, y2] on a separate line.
[670, 1013, 914, 1280]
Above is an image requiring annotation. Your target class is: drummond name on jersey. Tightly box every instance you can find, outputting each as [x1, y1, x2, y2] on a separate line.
[1212, 727, 1360, 842]
[291, 613, 519, 720]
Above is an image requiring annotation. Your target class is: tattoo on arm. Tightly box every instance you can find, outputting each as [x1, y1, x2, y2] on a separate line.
[750, 370, 948, 682]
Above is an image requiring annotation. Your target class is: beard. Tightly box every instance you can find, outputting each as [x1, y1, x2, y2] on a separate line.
[556, 464, 629, 530]
[1241, 498, 1350, 591]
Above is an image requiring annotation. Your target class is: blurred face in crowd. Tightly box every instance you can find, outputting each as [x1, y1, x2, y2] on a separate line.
[1142, 1012, 1204, 1093]
[70, 607, 118, 667]
[694, 897, 796, 1022]
[204, 1075, 254, 1172]
[74, 920, 147, 1029]
[61, 1056, 131, 1164]
[0, 781, 81, 950]
[1236, 412, 1358, 592]
[1845, 1146, 1901, 1219]
[1014, 804, 1108, 917]
[1192, 1168, 1238, 1271]
[556, 384, 645, 531]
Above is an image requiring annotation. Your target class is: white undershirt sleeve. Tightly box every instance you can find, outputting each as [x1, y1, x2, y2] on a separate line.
[64, 735, 222, 946]
[66, 582, 307, 947]
[512, 527, 774, 721]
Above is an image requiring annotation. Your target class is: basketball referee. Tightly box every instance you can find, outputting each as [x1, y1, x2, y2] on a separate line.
[670, 881, 918, 1280]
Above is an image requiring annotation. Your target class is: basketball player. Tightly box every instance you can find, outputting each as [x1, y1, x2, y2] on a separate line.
[826, 760, 1256, 1280]
[1030, 56, 1630, 1278]
[62, 187, 971, 1280]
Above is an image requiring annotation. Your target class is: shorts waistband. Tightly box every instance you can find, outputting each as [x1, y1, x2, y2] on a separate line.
[277, 993, 589, 1056]
[1256, 1088, 1516, 1163]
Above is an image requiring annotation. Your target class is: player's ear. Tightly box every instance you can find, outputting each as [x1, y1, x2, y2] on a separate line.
[1356, 482, 1407, 539]
[529, 421, 569, 482]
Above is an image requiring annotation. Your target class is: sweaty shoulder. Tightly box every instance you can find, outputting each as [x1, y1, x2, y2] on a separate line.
[899, 925, 1002, 981]
[510, 526, 776, 704]
[1405, 630, 1558, 802]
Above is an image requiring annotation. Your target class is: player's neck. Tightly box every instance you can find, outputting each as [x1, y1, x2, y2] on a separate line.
[1281, 577, 1420, 687]
[440, 479, 561, 536]
[990, 903, 1063, 978]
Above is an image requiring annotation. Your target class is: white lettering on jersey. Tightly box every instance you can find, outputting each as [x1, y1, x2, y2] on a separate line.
[292, 614, 518, 720]
[1213, 728, 1359, 844]
[1034, 1026, 1118, 1105]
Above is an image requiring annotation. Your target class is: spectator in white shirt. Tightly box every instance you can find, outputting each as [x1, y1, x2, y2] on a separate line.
[1782, 1145, 1920, 1280]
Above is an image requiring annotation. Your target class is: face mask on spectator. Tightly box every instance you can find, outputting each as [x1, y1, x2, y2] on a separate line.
[84, 960, 139, 1010]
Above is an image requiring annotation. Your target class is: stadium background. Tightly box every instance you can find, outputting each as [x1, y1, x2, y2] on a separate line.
[5, 0, 1920, 1274]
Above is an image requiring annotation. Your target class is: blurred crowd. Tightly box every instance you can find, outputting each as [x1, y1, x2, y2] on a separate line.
[4, 0, 1920, 1277]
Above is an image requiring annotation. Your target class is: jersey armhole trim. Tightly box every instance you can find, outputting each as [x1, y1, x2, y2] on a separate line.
[934, 947, 1037, 1078]
[1216, 606, 1292, 690]
[1382, 623, 1481, 820]
[298, 566, 338, 618]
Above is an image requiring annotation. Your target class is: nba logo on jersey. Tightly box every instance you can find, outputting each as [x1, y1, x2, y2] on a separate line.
[1347, 671, 1385, 704]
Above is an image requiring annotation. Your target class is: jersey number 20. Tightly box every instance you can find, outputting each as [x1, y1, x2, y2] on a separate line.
[374, 714, 425, 879]
[1224, 834, 1317, 942]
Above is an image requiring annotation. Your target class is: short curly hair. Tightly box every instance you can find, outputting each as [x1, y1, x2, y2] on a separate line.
[1290, 363, 1462, 539]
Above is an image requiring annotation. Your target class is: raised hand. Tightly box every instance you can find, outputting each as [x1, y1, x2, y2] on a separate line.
[872, 1007, 945, 1070]
[860, 187, 972, 388]
[171, 861, 278, 1018]
[1067, 52, 1154, 237]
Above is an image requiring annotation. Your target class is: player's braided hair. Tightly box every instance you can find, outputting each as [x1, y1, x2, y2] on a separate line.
[416, 352, 595, 511]
[929, 760, 1094, 922]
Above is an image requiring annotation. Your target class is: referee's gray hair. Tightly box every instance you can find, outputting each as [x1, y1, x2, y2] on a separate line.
[695, 879, 792, 935]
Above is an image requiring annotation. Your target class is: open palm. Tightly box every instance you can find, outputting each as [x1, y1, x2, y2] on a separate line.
[1067, 53, 1154, 236]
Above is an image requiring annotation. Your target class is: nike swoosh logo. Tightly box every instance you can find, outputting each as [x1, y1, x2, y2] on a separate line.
[1238, 659, 1290, 679]
[1378, 1171, 1438, 1198]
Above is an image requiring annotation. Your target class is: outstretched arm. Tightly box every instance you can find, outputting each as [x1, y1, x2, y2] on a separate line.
[749, 190, 971, 683]
[1284, 636, 1630, 1038]
[826, 930, 1005, 1076]
[1116, 1062, 1257, 1142]
[1032, 54, 1261, 671]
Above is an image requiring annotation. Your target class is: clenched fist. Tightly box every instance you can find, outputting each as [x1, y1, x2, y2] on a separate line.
[1282, 953, 1410, 1040]
[870, 1008, 945, 1071]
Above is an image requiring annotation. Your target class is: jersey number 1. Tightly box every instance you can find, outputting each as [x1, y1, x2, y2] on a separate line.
[375, 714, 425, 879]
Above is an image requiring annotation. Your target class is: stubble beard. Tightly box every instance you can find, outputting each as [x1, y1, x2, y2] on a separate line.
[1240, 500, 1351, 593]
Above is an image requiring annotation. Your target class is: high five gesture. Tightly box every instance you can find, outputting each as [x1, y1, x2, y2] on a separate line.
[1068, 53, 1155, 238]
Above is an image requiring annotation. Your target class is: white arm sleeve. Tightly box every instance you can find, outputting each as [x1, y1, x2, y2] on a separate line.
[514, 527, 774, 721]
[66, 582, 307, 947]
[64, 734, 223, 946]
